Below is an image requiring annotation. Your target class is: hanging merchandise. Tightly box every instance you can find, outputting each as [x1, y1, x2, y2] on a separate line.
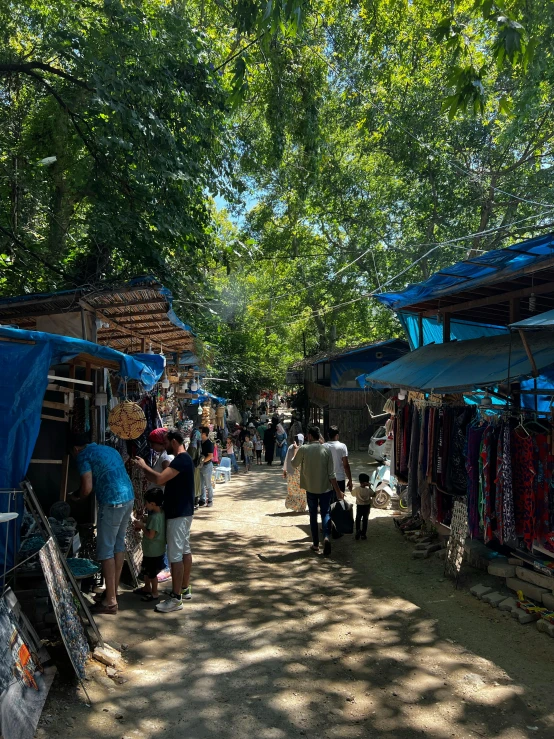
[108, 400, 147, 440]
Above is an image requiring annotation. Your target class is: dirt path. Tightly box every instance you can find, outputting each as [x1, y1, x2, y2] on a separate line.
[38, 454, 554, 739]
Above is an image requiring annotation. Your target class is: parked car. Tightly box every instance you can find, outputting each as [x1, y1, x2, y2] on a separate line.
[368, 426, 391, 463]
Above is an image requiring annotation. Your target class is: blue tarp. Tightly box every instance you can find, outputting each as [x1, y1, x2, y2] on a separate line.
[398, 312, 508, 350]
[376, 233, 554, 312]
[510, 308, 554, 329]
[0, 327, 164, 576]
[313, 339, 409, 390]
[361, 330, 554, 395]
[188, 391, 227, 405]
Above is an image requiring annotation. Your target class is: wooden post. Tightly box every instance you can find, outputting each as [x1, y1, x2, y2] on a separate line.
[442, 313, 451, 343]
[418, 313, 424, 348]
[510, 298, 521, 324]
[60, 455, 70, 501]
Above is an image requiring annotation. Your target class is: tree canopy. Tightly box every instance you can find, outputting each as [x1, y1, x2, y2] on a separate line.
[1, 0, 553, 400]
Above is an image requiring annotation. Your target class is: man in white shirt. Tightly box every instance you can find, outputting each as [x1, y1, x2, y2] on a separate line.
[325, 426, 353, 497]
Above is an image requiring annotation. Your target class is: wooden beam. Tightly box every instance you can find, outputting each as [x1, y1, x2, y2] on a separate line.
[100, 308, 168, 321]
[60, 454, 70, 501]
[42, 400, 71, 411]
[518, 329, 539, 377]
[425, 280, 554, 317]
[30, 459, 63, 464]
[47, 374, 93, 386]
[442, 313, 451, 343]
[41, 413, 69, 423]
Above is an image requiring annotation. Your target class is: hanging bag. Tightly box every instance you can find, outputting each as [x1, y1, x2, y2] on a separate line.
[330, 499, 354, 538]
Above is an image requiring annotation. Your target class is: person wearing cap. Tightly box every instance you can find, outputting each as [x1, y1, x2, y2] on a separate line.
[147, 428, 174, 490]
[283, 433, 306, 512]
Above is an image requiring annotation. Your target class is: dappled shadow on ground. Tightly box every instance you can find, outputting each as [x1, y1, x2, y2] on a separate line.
[86, 522, 544, 739]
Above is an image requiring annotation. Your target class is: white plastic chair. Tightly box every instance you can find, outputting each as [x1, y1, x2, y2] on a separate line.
[215, 456, 231, 483]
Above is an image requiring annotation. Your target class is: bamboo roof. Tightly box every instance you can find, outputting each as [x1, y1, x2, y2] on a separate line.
[0, 277, 195, 354]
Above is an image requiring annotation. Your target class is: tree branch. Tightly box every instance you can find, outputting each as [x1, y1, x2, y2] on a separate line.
[0, 61, 93, 90]
[0, 223, 72, 279]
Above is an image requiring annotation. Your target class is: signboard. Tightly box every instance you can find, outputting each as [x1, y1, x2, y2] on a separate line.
[285, 370, 304, 385]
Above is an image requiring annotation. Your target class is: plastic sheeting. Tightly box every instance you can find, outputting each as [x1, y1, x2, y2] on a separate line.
[376, 233, 554, 311]
[361, 330, 554, 394]
[398, 311, 508, 350]
[510, 308, 554, 329]
[0, 327, 164, 575]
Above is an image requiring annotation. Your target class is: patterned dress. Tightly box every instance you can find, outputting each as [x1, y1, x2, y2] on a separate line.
[284, 445, 307, 512]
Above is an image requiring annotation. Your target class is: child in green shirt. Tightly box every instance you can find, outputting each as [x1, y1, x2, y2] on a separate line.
[133, 487, 166, 602]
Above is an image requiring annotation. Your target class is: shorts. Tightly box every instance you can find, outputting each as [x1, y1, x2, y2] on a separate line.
[96, 501, 134, 561]
[166, 516, 193, 562]
[141, 554, 165, 579]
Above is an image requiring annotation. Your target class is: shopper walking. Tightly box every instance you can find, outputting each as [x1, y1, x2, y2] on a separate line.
[225, 435, 240, 473]
[199, 426, 215, 507]
[291, 426, 343, 556]
[264, 419, 277, 465]
[283, 433, 306, 512]
[133, 429, 195, 613]
[70, 434, 134, 615]
[325, 426, 353, 499]
[275, 423, 288, 466]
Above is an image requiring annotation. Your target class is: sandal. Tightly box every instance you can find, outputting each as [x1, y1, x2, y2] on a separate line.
[90, 601, 118, 615]
[310, 544, 320, 552]
[132, 587, 150, 596]
[140, 593, 159, 602]
[92, 591, 106, 603]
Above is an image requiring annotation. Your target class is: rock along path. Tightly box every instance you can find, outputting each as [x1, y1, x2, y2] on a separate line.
[38, 454, 554, 739]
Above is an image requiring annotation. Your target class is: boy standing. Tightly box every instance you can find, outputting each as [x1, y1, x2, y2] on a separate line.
[351, 473, 374, 540]
[243, 434, 253, 473]
[133, 488, 166, 602]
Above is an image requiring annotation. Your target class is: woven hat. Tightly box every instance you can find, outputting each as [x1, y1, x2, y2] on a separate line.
[108, 401, 147, 440]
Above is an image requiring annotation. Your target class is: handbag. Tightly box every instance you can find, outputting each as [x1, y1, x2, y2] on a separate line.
[331, 500, 354, 538]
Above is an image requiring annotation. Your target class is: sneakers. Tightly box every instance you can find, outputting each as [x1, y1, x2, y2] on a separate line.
[182, 586, 192, 600]
[198, 500, 206, 507]
[207, 501, 213, 507]
[155, 593, 183, 613]
[323, 539, 332, 557]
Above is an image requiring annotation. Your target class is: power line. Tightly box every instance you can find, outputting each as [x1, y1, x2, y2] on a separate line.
[259, 206, 554, 331]
[315, 49, 554, 210]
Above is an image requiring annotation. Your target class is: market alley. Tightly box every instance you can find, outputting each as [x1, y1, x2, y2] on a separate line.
[39, 455, 554, 739]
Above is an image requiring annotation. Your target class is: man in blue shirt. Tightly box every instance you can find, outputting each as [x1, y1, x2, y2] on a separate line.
[69, 434, 134, 615]
[133, 429, 195, 613]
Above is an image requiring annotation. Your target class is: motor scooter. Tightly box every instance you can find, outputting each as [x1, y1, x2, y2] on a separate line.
[369, 457, 408, 510]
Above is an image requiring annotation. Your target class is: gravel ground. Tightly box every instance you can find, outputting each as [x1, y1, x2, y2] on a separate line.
[36, 451, 554, 739]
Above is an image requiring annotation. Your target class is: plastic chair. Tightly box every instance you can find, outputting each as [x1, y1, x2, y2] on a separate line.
[215, 456, 231, 483]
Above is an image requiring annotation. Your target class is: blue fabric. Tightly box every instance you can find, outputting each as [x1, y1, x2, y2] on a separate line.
[76, 444, 134, 505]
[376, 234, 554, 311]
[398, 312, 508, 350]
[362, 329, 554, 394]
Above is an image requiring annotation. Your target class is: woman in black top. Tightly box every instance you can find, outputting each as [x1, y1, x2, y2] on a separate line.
[264, 420, 277, 465]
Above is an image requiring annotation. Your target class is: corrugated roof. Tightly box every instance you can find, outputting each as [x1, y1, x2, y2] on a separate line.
[290, 339, 407, 369]
[362, 330, 554, 394]
[0, 277, 195, 354]
[375, 233, 554, 324]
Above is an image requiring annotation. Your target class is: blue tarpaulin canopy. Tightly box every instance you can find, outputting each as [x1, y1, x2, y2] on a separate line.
[376, 233, 554, 312]
[188, 391, 227, 405]
[0, 325, 164, 490]
[398, 311, 508, 350]
[0, 326, 165, 578]
[361, 330, 554, 394]
[510, 308, 554, 329]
